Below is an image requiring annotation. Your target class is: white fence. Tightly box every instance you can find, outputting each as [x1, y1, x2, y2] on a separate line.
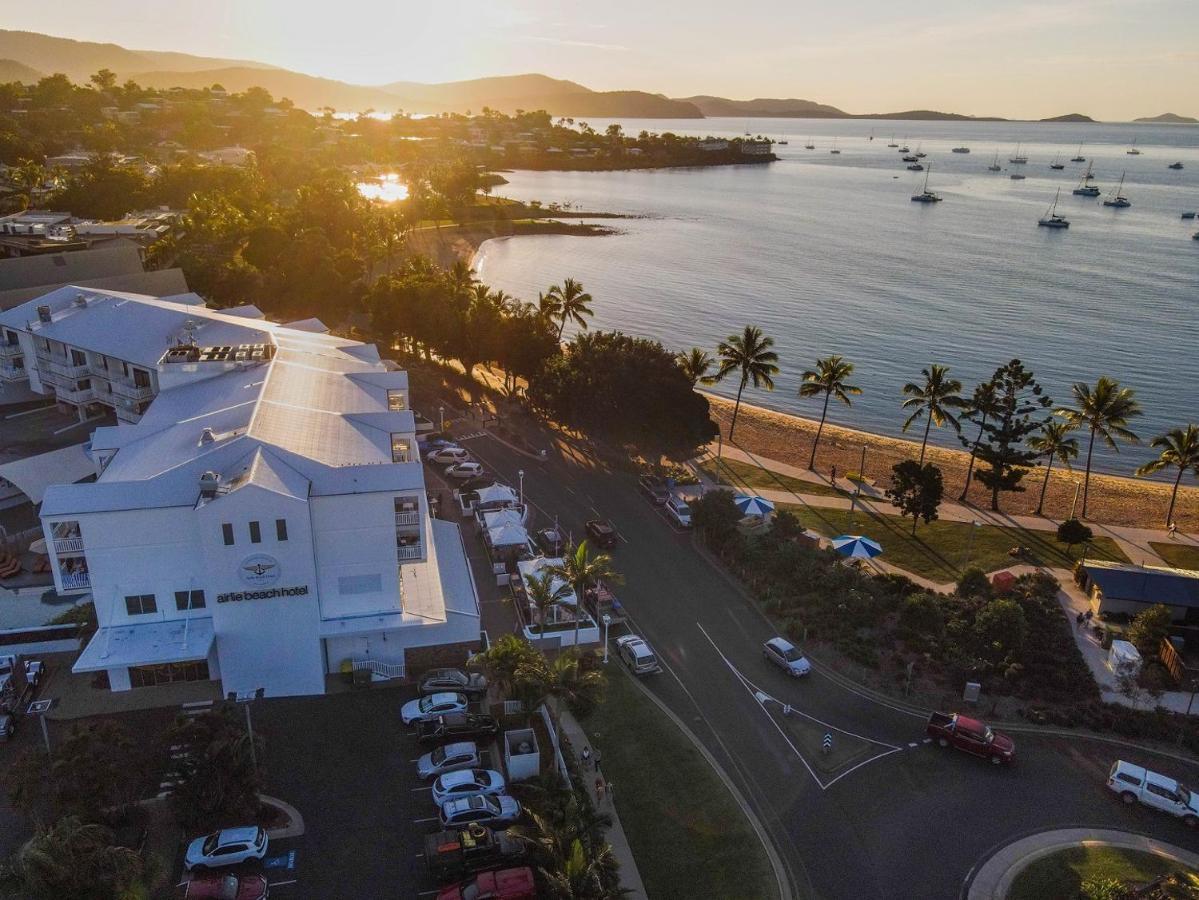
[352, 659, 406, 680]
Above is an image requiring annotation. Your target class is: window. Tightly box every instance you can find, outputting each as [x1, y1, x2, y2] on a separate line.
[275, 518, 288, 541]
[249, 521, 261, 543]
[70, 349, 86, 366]
[175, 590, 206, 611]
[133, 367, 151, 388]
[129, 660, 209, 687]
[391, 435, 411, 463]
[125, 594, 157, 615]
[222, 523, 234, 546]
[387, 389, 406, 410]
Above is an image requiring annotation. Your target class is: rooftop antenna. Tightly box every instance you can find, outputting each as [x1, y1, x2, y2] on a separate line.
[181, 319, 197, 347]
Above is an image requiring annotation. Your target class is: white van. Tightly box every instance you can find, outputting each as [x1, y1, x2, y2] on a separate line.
[665, 494, 692, 528]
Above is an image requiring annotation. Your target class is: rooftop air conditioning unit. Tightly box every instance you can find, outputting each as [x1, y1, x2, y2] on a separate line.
[73, 293, 87, 308]
[36, 305, 51, 324]
[199, 427, 216, 445]
[198, 471, 220, 499]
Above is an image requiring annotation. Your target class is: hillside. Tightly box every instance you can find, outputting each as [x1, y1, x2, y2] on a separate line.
[0, 29, 276, 83]
[1040, 113, 1096, 123]
[130, 66, 405, 112]
[1134, 112, 1198, 124]
[0, 58, 42, 84]
[680, 95, 847, 118]
[381, 73, 590, 106]
[853, 109, 1006, 121]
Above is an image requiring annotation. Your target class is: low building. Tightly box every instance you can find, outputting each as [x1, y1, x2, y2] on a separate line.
[0, 244, 189, 313]
[7, 285, 479, 697]
[695, 139, 729, 152]
[1081, 562, 1199, 623]
[198, 147, 255, 167]
[740, 140, 773, 156]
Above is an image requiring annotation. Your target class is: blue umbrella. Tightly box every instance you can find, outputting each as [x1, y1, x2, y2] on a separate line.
[734, 494, 775, 517]
[831, 535, 883, 559]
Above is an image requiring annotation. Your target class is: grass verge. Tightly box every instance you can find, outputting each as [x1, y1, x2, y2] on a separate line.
[778, 503, 1129, 583]
[699, 456, 849, 499]
[582, 671, 776, 900]
[1150, 542, 1199, 571]
[1007, 845, 1198, 900]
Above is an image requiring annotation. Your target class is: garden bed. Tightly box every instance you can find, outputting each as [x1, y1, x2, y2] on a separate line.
[1007, 845, 1198, 900]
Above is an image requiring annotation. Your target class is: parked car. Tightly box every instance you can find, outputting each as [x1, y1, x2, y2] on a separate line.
[432, 768, 507, 806]
[403, 693, 470, 725]
[665, 494, 693, 528]
[446, 462, 485, 481]
[183, 826, 268, 871]
[419, 669, 489, 699]
[418, 742, 481, 780]
[419, 437, 457, 453]
[615, 635, 661, 676]
[1108, 761, 1199, 825]
[428, 447, 470, 465]
[535, 527, 565, 556]
[585, 519, 618, 549]
[425, 824, 527, 884]
[437, 867, 538, 900]
[762, 637, 811, 677]
[179, 872, 269, 899]
[439, 793, 522, 829]
[927, 712, 1015, 766]
[638, 474, 670, 505]
[417, 713, 501, 745]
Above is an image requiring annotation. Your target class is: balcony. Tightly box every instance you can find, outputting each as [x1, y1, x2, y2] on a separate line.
[0, 364, 27, 382]
[53, 536, 85, 554]
[397, 544, 422, 561]
[394, 511, 420, 526]
[59, 570, 91, 591]
[0, 343, 22, 359]
[109, 381, 154, 401]
[49, 360, 91, 379]
[56, 384, 94, 404]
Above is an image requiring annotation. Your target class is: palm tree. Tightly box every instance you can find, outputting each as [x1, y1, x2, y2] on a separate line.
[676, 347, 717, 386]
[799, 355, 861, 469]
[545, 278, 594, 341]
[515, 651, 607, 717]
[526, 569, 572, 650]
[712, 326, 779, 442]
[901, 364, 965, 465]
[1057, 377, 1142, 518]
[958, 381, 1000, 501]
[1028, 422, 1080, 515]
[11, 816, 144, 900]
[1136, 424, 1199, 527]
[538, 290, 561, 323]
[547, 540, 620, 650]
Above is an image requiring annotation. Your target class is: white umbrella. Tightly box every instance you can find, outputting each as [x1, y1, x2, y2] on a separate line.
[487, 522, 529, 547]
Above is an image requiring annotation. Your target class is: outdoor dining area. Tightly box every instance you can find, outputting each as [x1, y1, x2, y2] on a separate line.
[512, 555, 600, 648]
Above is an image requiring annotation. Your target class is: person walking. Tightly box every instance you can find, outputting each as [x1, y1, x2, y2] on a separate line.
[581, 745, 592, 768]
[593, 747, 602, 775]
[594, 776, 606, 804]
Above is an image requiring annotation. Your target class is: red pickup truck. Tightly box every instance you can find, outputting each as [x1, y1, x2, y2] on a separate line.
[437, 867, 537, 900]
[927, 712, 1015, 765]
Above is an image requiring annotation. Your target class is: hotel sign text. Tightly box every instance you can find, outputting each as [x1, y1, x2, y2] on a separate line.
[217, 585, 310, 604]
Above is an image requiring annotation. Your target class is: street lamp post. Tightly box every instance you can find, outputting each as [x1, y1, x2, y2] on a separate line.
[518, 469, 525, 506]
[602, 614, 612, 664]
[438, 405, 445, 434]
[1070, 481, 1081, 520]
[230, 688, 265, 776]
[964, 520, 980, 570]
[849, 444, 867, 530]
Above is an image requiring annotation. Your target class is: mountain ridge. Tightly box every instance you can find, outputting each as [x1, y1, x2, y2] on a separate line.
[1134, 112, 1198, 124]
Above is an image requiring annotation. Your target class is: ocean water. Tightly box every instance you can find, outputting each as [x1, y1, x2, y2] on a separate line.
[474, 117, 1199, 472]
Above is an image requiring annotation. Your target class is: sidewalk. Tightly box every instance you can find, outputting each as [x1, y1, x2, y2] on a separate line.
[966, 827, 1199, 899]
[556, 709, 648, 900]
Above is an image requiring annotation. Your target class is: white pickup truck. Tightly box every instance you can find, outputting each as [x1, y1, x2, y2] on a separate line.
[1108, 760, 1199, 826]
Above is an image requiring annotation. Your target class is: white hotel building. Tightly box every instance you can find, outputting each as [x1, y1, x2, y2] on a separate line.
[0, 286, 481, 697]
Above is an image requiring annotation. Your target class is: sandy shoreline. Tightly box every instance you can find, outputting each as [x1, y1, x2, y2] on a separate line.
[704, 393, 1196, 531]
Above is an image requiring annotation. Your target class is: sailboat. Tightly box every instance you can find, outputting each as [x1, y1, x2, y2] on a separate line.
[987, 151, 1002, 172]
[1168, 162, 1184, 170]
[804, 137, 815, 150]
[911, 162, 942, 202]
[1126, 137, 1141, 155]
[1071, 143, 1086, 162]
[899, 138, 910, 152]
[1009, 143, 1028, 164]
[887, 134, 898, 147]
[952, 146, 970, 153]
[914, 144, 926, 158]
[830, 138, 841, 154]
[1102, 171, 1131, 207]
[1072, 162, 1100, 196]
[1038, 189, 1070, 228]
[1050, 155, 1065, 170]
[869, 131, 874, 141]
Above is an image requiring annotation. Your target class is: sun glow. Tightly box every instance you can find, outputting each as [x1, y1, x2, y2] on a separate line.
[357, 173, 409, 203]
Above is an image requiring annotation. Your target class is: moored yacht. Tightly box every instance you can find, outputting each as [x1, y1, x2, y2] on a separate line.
[1168, 162, 1184, 170]
[911, 163, 943, 202]
[887, 134, 898, 147]
[952, 146, 970, 153]
[1070, 143, 1085, 162]
[1050, 155, 1065, 170]
[914, 144, 926, 158]
[987, 151, 1001, 172]
[902, 154, 918, 162]
[1126, 138, 1141, 155]
[1009, 143, 1028, 164]
[829, 138, 840, 154]
[1102, 171, 1131, 208]
[804, 138, 815, 149]
[906, 162, 924, 171]
[1072, 162, 1100, 196]
[1038, 189, 1070, 228]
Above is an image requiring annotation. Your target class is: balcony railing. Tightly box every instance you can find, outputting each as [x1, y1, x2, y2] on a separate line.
[59, 571, 91, 590]
[49, 360, 91, 379]
[0, 343, 22, 359]
[56, 385, 94, 404]
[397, 544, 422, 561]
[394, 511, 420, 526]
[0, 365, 27, 382]
[53, 536, 85, 553]
[109, 381, 154, 401]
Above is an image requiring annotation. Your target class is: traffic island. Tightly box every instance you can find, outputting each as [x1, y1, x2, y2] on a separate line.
[966, 828, 1199, 900]
[761, 700, 894, 779]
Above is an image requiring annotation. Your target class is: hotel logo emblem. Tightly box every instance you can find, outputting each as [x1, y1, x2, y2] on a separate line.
[240, 554, 281, 587]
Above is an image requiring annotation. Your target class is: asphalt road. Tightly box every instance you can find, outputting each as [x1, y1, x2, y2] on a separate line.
[454, 431, 1199, 900]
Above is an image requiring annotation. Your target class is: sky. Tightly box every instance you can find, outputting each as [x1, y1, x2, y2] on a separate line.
[5, 0, 1198, 120]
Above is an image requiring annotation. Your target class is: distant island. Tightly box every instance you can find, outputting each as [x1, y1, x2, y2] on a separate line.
[1134, 112, 1198, 124]
[1040, 113, 1095, 123]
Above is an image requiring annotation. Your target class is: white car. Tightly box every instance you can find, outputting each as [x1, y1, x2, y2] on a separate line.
[763, 637, 811, 677]
[445, 462, 485, 480]
[615, 635, 661, 676]
[665, 495, 693, 528]
[1108, 760, 1199, 826]
[438, 793, 522, 829]
[427, 446, 469, 465]
[402, 692, 469, 725]
[432, 768, 507, 806]
[183, 826, 269, 871]
[417, 741, 481, 780]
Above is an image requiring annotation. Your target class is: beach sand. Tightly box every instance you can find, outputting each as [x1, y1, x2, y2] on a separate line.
[706, 394, 1197, 532]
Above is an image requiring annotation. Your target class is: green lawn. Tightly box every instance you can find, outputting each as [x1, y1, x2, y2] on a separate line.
[1007, 845, 1198, 900]
[583, 671, 777, 900]
[1151, 542, 1199, 571]
[778, 503, 1129, 583]
[699, 457, 850, 499]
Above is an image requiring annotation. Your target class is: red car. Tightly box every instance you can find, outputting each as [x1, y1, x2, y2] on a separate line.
[438, 867, 537, 900]
[927, 712, 1015, 765]
[178, 872, 269, 900]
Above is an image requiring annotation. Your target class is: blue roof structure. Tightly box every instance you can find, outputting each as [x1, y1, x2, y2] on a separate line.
[1085, 564, 1199, 609]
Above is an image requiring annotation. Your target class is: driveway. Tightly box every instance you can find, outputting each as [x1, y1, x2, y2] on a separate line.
[461, 429, 1199, 900]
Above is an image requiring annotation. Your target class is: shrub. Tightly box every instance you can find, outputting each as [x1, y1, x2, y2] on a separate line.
[1127, 604, 1172, 658]
[1057, 518, 1094, 556]
[956, 567, 993, 600]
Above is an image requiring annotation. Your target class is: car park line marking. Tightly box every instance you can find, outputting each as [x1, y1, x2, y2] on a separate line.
[820, 746, 905, 790]
[412, 816, 438, 825]
[410, 785, 431, 792]
[909, 742, 919, 748]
